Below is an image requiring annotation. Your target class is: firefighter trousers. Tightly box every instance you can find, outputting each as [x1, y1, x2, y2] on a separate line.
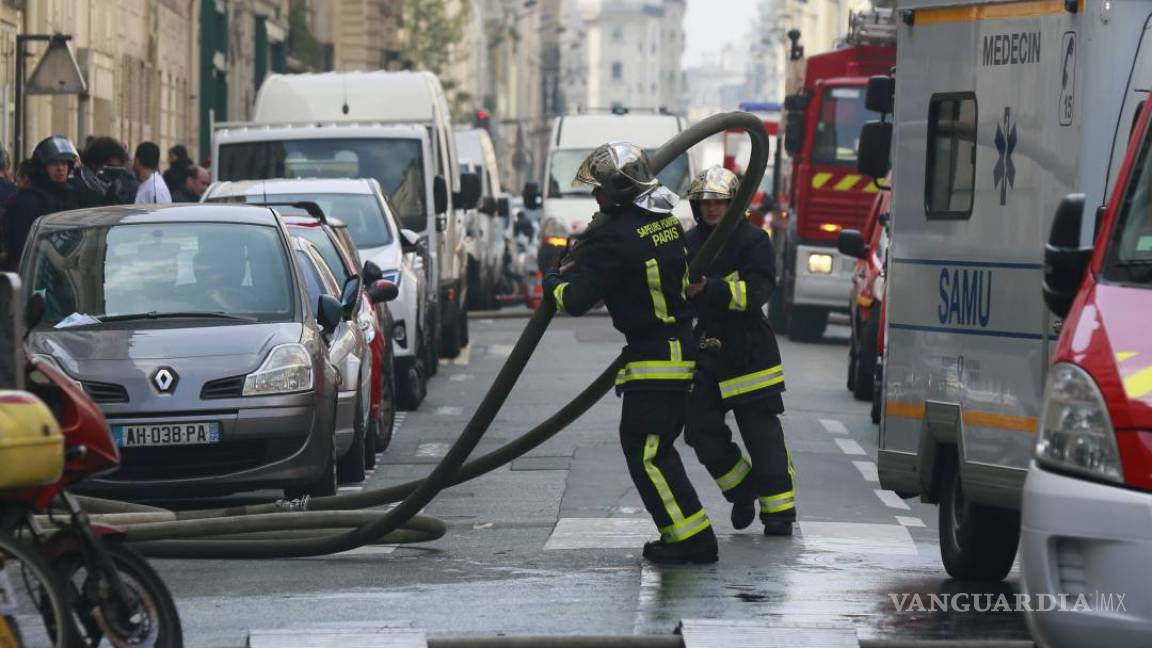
[620, 389, 713, 543]
[684, 370, 795, 519]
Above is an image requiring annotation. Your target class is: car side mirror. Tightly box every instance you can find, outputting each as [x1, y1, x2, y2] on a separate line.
[784, 113, 805, 156]
[366, 280, 399, 304]
[522, 182, 541, 210]
[857, 121, 892, 179]
[434, 175, 449, 215]
[1043, 193, 1093, 318]
[479, 195, 498, 216]
[865, 75, 895, 114]
[24, 291, 45, 334]
[837, 230, 869, 260]
[456, 173, 482, 211]
[317, 294, 343, 334]
[340, 275, 362, 316]
[497, 197, 511, 218]
[362, 260, 384, 285]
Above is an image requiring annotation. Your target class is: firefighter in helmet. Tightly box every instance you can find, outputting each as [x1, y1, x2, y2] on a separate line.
[542, 142, 718, 564]
[3, 136, 80, 271]
[683, 166, 796, 536]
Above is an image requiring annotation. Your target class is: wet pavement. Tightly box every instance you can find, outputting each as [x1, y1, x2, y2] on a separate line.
[146, 314, 1033, 646]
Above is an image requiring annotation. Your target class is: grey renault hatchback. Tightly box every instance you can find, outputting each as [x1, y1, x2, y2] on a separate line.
[21, 204, 355, 498]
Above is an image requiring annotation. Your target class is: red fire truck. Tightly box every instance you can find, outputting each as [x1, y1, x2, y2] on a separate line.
[770, 8, 895, 341]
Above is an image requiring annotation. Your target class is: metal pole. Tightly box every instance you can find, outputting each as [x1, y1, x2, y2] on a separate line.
[14, 35, 25, 162]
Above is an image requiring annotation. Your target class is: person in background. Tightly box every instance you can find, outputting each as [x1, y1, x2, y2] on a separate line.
[134, 142, 171, 204]
[0, 147, 15, 207]
[3, 137, 80, 271]
[84, 136, 139, 205]
[163, 144, 192, 193]
[170, 165, 209, 203]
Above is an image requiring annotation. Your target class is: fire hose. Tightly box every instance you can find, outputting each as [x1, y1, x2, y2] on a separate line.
[66, 111, 770, 560]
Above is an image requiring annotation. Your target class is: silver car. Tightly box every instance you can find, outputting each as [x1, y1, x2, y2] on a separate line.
[22, 204, 359, 498]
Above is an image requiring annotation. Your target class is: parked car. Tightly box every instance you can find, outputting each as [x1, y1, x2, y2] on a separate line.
[838, 181, 891, 402]
[22, 204, 359, 498]
[456, 128, 511, 311]
[280, 210, 399, 468]
[204, 178, 432, 410]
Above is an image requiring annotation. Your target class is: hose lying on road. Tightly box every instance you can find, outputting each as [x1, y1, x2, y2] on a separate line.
[74, 111, 770, 559]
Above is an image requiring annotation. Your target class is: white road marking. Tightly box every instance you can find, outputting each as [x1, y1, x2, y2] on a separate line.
[834, 438, 867, 456]
[799, 521, 918, 555]
[852, 460, 879, 483]
[487, 344, 514, 358]
[449, 374, 473, 382]
[819, 419, 850, 435]
[544, 518, 655, 550]
[453, 345, 472, 366]
[874, 489, 912, 510]
[896, 516, 926, 528]
[416, 442, 450, 458]
[633, 563, 663, 634]
[297, 545, 398, 559]
[435, 406, 463, 416]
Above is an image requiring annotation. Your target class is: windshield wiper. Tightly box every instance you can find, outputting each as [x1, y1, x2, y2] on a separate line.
[97, 311, 258, 323]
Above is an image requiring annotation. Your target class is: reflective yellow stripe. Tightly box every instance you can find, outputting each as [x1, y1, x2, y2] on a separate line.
[1123, 365, 1152, 400]
[681, 260, 690, 301]
[811, 172, 834, 189]
[862, 182, 880, 193]
[834, 174, 862, 191]
[669, 339, 682, 363]
[645, 259, 676, 324]
[716, 456, 751, 493]
[727, 281, 747, 311]
[615, 360, 696, 385]
[1117, 352, 1139, 363]
[915, 0, 1077, 25]
[553, 282, 568, 313]
[718, 365, 784, 399]
[644, 435, 685, 523]
[759, 490, 796, 513]
[658, 508, 712, 542]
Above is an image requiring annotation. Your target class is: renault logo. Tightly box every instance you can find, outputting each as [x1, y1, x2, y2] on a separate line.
[152, 367, 178, 393]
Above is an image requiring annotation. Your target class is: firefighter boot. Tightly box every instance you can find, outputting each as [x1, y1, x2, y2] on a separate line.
[729, 480, 757, 530]
[642, 528, 719, 565]
[761, 508, 796, 537]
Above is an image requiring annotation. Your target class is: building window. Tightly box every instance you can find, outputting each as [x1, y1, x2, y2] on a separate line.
[612, 62, 623, 80]
[925, 93, 978, 219]
[612, 26, 624, 41]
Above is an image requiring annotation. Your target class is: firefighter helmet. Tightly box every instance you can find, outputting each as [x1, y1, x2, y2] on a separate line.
[688, 166, 740, 202]
[572, 142, 660, 205]
[32, 136, 79, 168]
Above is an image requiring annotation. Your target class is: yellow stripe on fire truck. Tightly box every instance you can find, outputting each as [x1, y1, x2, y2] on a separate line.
[810, 172, 879, 193]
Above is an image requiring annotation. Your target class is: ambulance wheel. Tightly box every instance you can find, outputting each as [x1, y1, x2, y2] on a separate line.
[938, 454, 1020, 582]
[853, 314, 878, 401]
[787, 306, 827, 342]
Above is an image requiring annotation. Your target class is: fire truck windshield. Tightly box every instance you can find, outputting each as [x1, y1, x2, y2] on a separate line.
[812, 86, 877, 167]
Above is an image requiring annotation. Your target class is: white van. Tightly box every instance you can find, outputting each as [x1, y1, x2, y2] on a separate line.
[869, 0, 1150, 584]
[212, 71, 479, 359]
[536, 110, 696, 271]
[455, 128, 510, 311]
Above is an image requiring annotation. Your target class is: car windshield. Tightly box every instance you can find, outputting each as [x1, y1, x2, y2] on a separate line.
[1103, 126, 1152, 287]
[812, 86, 878, 167]
[292, 228, 352, 283]
[547, 149, 691, 199]
[29, 223, 295, 327]
[217, 138, 426, 231]
[210, 192, 393, 249]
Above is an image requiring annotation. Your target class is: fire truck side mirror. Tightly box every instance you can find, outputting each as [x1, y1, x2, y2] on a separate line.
[1043, 193, 1093, 318]
[784, 113, 805, 156]
[857, 121, 892, 178]
[865, 76, 895, 115]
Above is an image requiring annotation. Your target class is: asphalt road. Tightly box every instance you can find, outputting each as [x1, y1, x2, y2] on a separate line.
[146, 312, 1033, 647]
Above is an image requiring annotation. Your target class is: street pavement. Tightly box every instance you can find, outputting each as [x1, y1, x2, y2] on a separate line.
[149, 312, 1033, 646]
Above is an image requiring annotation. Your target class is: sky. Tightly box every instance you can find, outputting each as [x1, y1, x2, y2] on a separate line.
[682, 0, 761, 68]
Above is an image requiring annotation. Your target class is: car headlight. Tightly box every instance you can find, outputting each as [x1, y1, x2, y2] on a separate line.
[392, 321, 408, 348]
[807, 253, 834, 274]
[1035, 363, 1123, 483]
[243, 344, 314, 396]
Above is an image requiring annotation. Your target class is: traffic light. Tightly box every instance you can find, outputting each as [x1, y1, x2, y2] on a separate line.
[474, 109, 491, 130]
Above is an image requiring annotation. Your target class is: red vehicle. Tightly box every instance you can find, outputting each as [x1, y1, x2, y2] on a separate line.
[1022, 95, 1152, 645]
[837, 179, 890, 407]
[770, 20, 895, 342]
[2, 350, 183, 646]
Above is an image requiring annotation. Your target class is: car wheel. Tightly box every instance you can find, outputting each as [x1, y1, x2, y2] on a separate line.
[853, 313, 878, 401]
[363, 416, 377, 470]
[337, 401, 367, 484]
[938, 453, 1020, 581]
[285, 435, 338, 499]
[847, 329, 857, 392]
[396, 356, 426, 410]
[376, 354, 397, 450]
[466, 257, 483, 310]
[441, 299, 464, 359]
[426, 306, 441, 376]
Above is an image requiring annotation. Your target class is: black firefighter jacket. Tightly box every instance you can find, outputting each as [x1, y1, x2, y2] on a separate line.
[551, 202, 696, 394]
[685, 218, 785, 408]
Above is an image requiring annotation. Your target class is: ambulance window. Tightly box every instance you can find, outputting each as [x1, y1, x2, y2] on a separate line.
[925, 94, 977, 219]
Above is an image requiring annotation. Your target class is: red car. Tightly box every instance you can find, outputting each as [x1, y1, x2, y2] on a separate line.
[838, 179, 891, 405]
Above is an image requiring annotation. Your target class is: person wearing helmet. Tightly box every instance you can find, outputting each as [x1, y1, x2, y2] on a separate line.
[541, 142, 717, 565]
[2, 136, 79, 271]
[682, 166, 795, 537]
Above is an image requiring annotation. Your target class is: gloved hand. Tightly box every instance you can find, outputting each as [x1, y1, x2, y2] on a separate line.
[542, 270, 565, 303]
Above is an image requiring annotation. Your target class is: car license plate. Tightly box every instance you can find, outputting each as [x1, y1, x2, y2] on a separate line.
[111, 422, 220, 448]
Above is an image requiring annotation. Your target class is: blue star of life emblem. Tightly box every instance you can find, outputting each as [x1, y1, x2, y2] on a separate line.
[994, 107, 1017, 206]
